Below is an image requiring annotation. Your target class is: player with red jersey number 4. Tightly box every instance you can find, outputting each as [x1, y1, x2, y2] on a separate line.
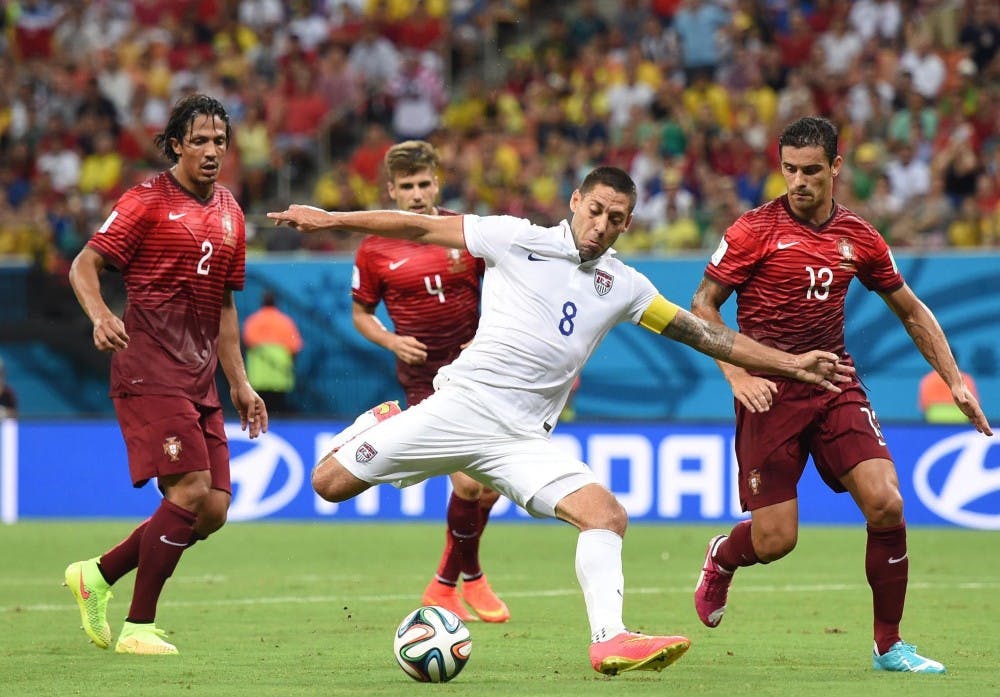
[269, 165, 855, 675]
[691, 116, 993, 675]
[64, 94, 266, 656]
[351, 140, 508, 623]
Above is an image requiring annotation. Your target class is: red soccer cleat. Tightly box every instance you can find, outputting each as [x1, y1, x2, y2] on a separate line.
[422, 578, 476, 623]
[589, 631, 691, 675]
[694, 534, 734, 627]
[461, 575, 510, 623]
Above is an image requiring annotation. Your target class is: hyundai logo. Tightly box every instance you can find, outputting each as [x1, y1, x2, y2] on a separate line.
[225, 427, 305, 521]
[913, 432, 1000, 530]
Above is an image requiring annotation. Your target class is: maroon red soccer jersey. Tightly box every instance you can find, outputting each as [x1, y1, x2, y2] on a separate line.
[87, 171, 246, 405]
[352, 213, 483, 396]
[705, 196, 904, 358]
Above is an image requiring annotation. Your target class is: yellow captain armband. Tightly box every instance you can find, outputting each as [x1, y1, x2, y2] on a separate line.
[638, 295, 680, 334]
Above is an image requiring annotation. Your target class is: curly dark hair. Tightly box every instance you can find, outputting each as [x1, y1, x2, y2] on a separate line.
[153, 94, 231, 164]
[778, 116, 839, 164]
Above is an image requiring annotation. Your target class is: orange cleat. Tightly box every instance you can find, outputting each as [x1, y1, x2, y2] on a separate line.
[589, 631, 691, 675]
[422, 579, 476, 623]
[461, 575, 510, 623]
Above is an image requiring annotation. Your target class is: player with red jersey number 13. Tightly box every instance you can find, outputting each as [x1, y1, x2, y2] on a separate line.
[691, 116, 992, 674]
[64, 94, 266, 656]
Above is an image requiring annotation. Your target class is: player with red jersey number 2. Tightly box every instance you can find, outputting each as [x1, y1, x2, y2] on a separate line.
[350, 140, 509, 623]
[691, 116, 992, 674]
[64, 94, 266, 656]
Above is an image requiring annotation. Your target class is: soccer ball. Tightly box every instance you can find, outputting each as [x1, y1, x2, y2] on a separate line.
[393, 605, 472, 683]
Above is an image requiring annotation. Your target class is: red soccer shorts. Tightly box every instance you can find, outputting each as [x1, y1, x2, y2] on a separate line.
[112, 394, 231, 493]
[733, 381, 892, 511]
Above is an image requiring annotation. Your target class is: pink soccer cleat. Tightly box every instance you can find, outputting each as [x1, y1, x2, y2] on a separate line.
[589, 631, 691, 675]
[695, 534, 734, 627]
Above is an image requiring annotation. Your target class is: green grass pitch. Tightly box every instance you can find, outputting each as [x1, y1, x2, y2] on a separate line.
[2, 521, 997, 697]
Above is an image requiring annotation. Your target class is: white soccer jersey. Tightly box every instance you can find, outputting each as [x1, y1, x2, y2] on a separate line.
[436, 214, 659, 434]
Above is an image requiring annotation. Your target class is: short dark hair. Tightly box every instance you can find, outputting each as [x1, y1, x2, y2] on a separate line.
[778, 116, 839, 164]
[580, 166, 638, 211]
[154, 94, 231, 163]
[384, 140, 439, 180]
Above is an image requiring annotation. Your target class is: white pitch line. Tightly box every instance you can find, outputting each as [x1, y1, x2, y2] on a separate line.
[6, 579, 1000, 614]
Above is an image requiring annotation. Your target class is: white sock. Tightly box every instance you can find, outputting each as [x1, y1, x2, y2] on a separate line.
[576, 529, 627, 643]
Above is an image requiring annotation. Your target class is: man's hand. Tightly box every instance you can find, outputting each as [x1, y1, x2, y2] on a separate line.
[952, 384, 994, 436]
[267, 205, 334, 233]
[390, 335, 428, 365]
[232, 383, 268, 438]
[728, 373, 778, 413]
[793, 350, 855, 393]
[92, 313, 129, 352]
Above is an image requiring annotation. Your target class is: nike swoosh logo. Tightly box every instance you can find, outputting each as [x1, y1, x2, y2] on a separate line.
[159, 535, 189, 547]
[78, 570, 91, 599]
[168, 212, 187, 221]
[777, 241, 799, 249]
[388, 258, 409, 270]
[888, 553, 908, 564]
[527, 252, 548, 261]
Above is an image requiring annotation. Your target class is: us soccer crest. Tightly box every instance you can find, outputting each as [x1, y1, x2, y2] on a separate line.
[356, 442, 377, 463]
[221, 213, 236, 247]
[594, 269, 614, 296]
[163, 436, 182, 462]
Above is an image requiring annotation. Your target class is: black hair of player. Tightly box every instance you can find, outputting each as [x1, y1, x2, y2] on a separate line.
[154, 94, 232, 164]
[778, 116, 839, 165]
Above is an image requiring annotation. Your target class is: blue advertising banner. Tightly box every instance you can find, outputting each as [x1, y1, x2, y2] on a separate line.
[2, 420, 996, 528]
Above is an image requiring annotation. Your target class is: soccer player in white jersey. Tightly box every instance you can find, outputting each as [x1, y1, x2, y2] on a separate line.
[268, 166, 855, 675]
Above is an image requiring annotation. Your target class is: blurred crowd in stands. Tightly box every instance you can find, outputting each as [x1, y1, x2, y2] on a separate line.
[1, 0, 998, 271]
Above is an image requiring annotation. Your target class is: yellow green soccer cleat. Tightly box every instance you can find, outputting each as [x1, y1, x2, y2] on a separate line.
[64, 558, 113, 649]
[115, 621, 179, 655]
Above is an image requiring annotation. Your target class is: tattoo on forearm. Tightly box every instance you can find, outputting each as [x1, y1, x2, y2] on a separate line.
[664, 312, 735, 359]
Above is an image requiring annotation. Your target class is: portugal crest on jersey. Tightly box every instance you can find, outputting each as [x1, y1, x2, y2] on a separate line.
[836, 237, 855, 261]
[594, 269, 614, 296]
[221, 213, 236, 247]
[163, 436, 183, 462]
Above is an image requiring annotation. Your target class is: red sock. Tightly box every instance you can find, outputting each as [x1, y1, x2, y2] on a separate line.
[463, 496, 498, 579]
[99, 520, 148, 585]
[127, 499, 196, 623]
[867, 522, 907, 654]
[435, 493, 481, 584]
[715, 519, 762, 570]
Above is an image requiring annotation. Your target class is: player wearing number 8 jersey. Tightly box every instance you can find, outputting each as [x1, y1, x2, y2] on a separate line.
[270, 165, 856, 675]
[691, 116, 993, 674]
[65, 94, 267, 656]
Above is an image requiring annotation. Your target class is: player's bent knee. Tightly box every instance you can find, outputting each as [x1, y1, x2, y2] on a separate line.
[312, 454, 371, 502]
[755, 531, 796, 562]
[449, 471, 483, 500]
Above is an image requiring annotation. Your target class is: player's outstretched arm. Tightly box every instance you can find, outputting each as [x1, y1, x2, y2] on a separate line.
[690, 277, 779, 412]
[267, 205, 466, 250]
[661, 309, 854, 392]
